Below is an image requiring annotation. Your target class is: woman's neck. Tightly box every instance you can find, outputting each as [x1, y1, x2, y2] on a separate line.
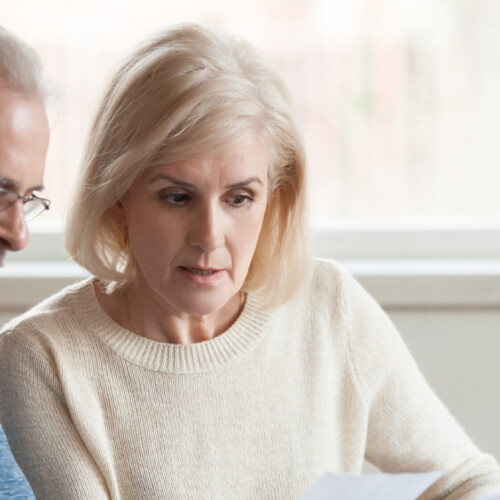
[94, 280, 245, 344]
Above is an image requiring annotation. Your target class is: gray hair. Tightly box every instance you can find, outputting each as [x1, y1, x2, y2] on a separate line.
[0, 26, 45, 97]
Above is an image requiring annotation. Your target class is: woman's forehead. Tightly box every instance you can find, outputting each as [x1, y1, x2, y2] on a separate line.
[140, 140, 270, 185]
[155, 135, 268, 168]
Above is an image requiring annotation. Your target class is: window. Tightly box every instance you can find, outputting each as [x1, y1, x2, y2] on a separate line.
[4, 0, 500, 226]
[2, 0, 500, 309]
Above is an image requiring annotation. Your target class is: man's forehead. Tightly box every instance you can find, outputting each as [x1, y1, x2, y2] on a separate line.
[0, 88, 49, 194]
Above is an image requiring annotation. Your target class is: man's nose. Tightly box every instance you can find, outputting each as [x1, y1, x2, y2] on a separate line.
[0, 201, 30, 252]
[187, 204, 224, 252]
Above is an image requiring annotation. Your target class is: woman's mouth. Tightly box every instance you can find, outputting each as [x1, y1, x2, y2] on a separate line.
[177, 266, 225, 284]
[184, 268, 217, 275]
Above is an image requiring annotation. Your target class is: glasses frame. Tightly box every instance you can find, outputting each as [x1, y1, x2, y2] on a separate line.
[0, 186, 51, 221]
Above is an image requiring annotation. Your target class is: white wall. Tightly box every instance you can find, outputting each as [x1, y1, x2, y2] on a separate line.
[389, 308, 500, 461]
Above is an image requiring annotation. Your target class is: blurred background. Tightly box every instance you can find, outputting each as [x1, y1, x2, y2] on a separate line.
[3, 0, 500, 226]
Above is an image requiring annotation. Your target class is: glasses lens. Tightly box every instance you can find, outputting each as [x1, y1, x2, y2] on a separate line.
[24, 198, 48, 221]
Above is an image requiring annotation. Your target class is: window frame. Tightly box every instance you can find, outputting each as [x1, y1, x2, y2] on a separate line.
[2, 224, 500, 312]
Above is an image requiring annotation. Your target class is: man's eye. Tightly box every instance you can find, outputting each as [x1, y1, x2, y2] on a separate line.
[22, 193, 38, 204]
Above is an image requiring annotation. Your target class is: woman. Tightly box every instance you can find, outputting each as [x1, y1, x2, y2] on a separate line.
[1, 24, 499, 499]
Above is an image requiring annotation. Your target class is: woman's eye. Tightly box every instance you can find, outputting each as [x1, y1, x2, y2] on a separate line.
[160, 193, 190, 205]
[228, 193, 253, 206]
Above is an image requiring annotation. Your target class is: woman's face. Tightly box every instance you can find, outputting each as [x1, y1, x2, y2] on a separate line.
[112, 137, 269, 317]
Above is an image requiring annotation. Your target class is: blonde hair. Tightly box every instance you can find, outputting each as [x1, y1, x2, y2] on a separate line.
[0, 26, 45, 97]
[66, 23, 311, 309]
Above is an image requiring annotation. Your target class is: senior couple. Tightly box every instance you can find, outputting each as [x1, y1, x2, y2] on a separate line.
[1, 25, 500, 500]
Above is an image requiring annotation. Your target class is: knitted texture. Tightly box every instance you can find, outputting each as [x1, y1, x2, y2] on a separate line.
[1, 259, 499, 499]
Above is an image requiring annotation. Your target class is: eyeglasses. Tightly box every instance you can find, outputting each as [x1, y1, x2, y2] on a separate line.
[0, 187, 51, 221]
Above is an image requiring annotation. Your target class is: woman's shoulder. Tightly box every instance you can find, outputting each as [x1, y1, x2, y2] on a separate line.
[307, 258, 352, 298]
[311, 257, 343, 278]
[290, 258, 380, 322]
[276, 258, 352, 320]
[0, 278, 95, 347]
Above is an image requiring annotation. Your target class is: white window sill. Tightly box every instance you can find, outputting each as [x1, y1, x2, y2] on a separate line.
[2, 224, 500, 311]
[343, 259, 500, 309]
[1, 259, 499, 311]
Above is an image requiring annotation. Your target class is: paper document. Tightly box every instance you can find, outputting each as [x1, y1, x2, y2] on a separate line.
[298, 471, 442, 500]
[299, 472, 500, 500]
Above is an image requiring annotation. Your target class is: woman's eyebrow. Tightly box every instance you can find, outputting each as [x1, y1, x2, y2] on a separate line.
[225, 177, 264, 189]
[149, 174, 195, 188]
[148, 174, 264, 189]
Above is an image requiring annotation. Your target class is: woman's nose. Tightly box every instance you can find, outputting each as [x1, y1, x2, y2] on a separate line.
[0, 201, 30, 252]
[187, 204, 224, 252]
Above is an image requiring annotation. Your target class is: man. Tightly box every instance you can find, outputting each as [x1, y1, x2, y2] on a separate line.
[0, 26, 50, 497]
[0, 26, 50, 266]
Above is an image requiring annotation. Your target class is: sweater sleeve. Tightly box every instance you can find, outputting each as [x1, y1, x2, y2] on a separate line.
[0, 331, 110, 500]
[337, 265, 500, 499]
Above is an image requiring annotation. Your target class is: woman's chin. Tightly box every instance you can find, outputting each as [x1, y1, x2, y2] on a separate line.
[171, 293, 234, 318]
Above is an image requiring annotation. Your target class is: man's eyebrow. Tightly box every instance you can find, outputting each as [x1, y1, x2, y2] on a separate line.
[0, 177, 19, 189]
[0, 177, 44, 192]
[149, 174, 264, 189]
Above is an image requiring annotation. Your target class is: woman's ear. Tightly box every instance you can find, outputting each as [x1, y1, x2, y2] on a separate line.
[109, 201, 128, 250]
[109, 200, 127, 228]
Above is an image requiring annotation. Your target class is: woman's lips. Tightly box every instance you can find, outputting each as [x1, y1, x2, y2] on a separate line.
[177, 266, 225, 284]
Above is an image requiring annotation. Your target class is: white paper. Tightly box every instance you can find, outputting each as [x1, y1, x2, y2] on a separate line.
[298, 471, 443, 500]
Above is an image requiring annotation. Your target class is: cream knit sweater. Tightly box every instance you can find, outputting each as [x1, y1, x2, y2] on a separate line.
[1, 259, 499, 499]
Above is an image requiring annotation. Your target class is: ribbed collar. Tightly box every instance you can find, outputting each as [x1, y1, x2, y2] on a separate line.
[71, 279, 271, 374]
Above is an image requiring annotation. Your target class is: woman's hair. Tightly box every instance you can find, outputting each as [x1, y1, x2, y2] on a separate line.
[0, 26, 45, 97]
[66, 23, 311, 309]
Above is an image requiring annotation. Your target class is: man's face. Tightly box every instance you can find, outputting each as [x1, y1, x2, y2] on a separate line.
[0, 86, 49, 265]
